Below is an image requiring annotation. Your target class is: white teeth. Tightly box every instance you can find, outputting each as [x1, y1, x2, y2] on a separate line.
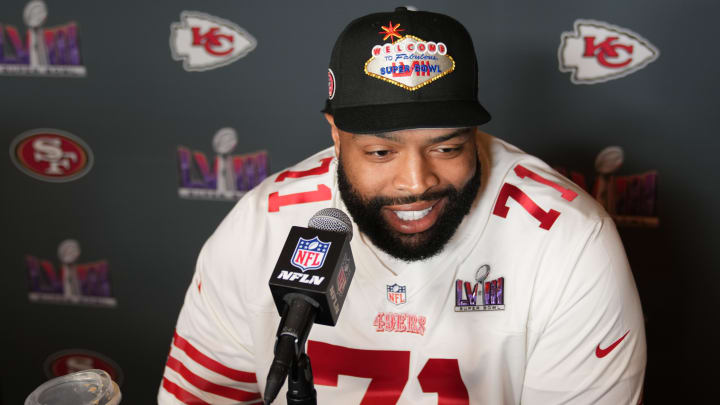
[394, 206, 433, 221]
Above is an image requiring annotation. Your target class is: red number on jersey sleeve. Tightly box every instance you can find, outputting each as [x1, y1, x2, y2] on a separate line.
[267, 158, 333, 212]
[308, 341, 409, 405]
[268, 185, 331, 213]
[492, 164, 578, 230]
[418, 358, 469, 405]
[493, 183, 561, 230]
[275, 157, 333, 182]
[308, 341, 470, 404]
[513, 165, 578, 201]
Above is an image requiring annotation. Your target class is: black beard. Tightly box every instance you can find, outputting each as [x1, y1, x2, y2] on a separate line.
[337, 157, 481, 262]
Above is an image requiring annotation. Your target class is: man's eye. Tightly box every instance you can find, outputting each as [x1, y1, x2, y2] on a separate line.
[436, 146, 462, 154]
[367, 150, 391, 158]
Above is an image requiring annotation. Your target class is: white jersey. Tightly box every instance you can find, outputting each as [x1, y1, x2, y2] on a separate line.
[158, 133, 646, 405]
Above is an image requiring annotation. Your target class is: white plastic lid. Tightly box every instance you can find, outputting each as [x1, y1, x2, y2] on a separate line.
[25, 369, 121, 405]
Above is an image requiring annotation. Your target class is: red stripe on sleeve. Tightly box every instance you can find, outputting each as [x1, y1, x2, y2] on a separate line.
[173, 331, 258, 383]
[166, 355, 261, 402]
[162, 377, 210, 405]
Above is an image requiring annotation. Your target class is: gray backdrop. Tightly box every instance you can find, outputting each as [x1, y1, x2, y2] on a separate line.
[2, 0, 717, 403]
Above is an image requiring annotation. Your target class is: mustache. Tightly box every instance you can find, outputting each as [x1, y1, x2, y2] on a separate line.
[367, 187, 455, 207]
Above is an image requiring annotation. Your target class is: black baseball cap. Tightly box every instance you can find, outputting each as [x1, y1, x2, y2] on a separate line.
[323, 7, 491, 134]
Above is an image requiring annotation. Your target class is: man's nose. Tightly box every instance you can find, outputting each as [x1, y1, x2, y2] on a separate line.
[392, 152, 439, 195]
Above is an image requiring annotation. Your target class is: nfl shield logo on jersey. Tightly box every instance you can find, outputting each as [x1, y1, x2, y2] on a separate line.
[387, 284, 407, 305]
[291, 237, 331, 272]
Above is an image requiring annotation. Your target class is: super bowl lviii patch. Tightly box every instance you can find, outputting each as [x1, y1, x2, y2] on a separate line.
[365, 21, 455, 90]
[455, 265, 504, 312]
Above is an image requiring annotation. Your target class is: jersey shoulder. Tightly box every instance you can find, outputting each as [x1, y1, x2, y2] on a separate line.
[483, 135, 608, 235]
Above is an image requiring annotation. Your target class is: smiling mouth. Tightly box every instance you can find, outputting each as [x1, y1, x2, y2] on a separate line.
[381, 198, 446, 234]
[393, 205, 434, 221]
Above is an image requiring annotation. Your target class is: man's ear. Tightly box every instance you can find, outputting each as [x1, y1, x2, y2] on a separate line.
[324, 113, 341, 158]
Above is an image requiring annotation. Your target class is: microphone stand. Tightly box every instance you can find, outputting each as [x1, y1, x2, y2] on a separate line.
[265, 295, 318, 404]
[286, 351, 316, 404]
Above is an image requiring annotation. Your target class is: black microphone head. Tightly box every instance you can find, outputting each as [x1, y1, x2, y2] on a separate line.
[308, 208, 353, 240]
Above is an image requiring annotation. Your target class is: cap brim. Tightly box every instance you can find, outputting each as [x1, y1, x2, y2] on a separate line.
[330, 100, 491, 134]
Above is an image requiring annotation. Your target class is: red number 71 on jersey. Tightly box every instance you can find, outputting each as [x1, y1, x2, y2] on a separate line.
[309, 341, 470, 404]
[492, 165, 578, 230]
[268, 157, 333, 212]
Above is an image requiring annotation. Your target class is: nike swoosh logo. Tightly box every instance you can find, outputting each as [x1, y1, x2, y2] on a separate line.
[596, 330, 630, 358]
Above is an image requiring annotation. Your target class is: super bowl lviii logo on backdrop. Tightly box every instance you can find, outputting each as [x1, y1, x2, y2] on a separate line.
[170, 11, 257, 72]
[553, 146, 659, 227]
[10, 128, 93, 182]
[0, 0, 86, 77]
[177, 127, 268, 200]
[26, 239, 117, 307]
[558, 20, 658, 84]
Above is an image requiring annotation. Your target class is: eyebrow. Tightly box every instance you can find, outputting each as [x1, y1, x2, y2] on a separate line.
[353, 127, 473, 144]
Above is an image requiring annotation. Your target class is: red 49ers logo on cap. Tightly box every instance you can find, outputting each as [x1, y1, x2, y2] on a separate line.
[328, 69, 336, 99]
[10, 128, 93, 182]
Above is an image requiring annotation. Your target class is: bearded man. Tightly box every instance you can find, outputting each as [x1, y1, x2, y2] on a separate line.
[159, 7, 646, 405]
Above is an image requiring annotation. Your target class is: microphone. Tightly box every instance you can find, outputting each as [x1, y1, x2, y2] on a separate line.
[264, 208, 356, 404]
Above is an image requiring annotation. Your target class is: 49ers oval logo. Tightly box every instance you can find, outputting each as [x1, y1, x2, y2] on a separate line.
[10, 129, 93, 182]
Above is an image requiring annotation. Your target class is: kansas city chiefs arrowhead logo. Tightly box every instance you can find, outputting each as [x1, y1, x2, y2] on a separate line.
[558, 20, 659, 84]
[170, 11, 257, 72]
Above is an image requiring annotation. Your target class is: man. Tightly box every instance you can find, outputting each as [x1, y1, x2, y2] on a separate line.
[159, 7, 646, 404]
